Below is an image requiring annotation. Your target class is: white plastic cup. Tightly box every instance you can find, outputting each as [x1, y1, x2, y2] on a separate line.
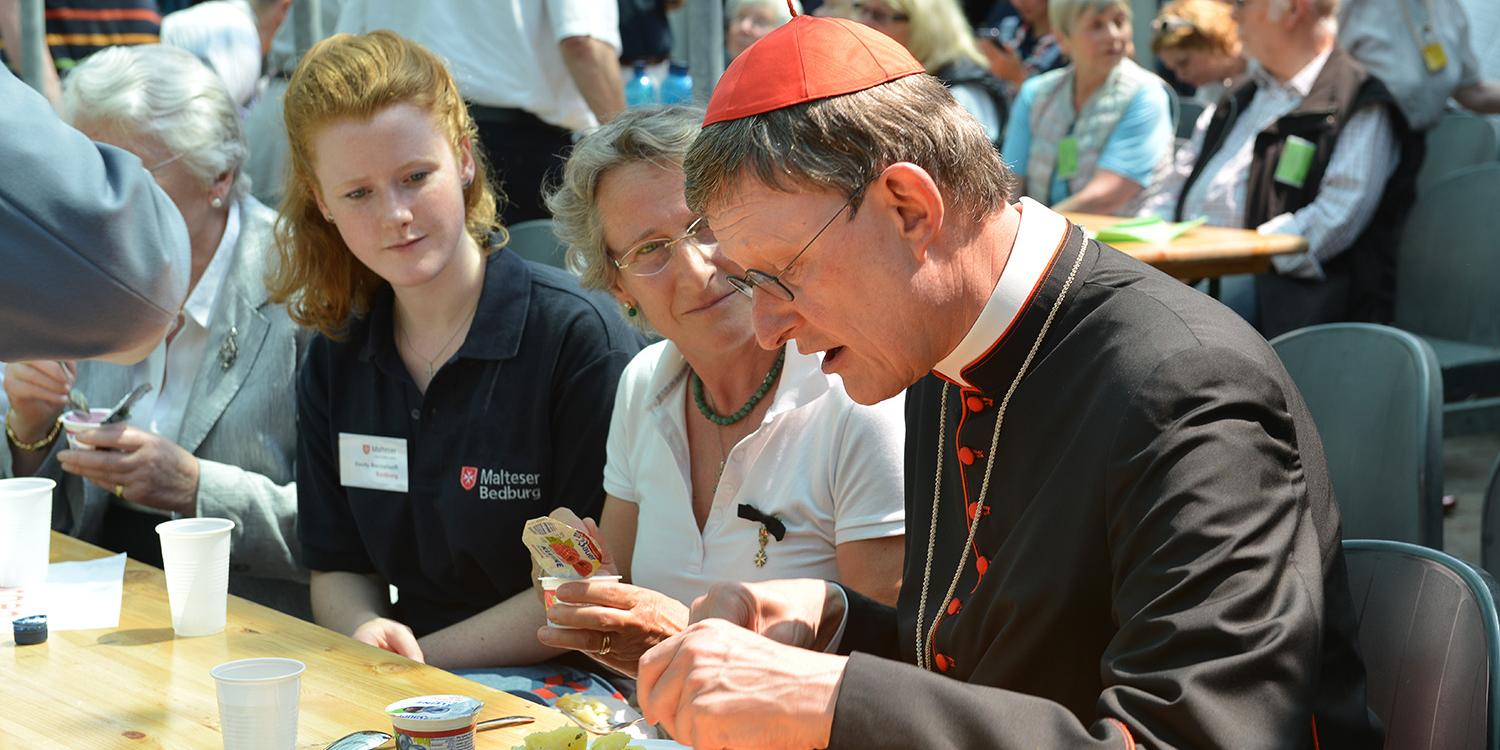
[539, 575, 621, 628]
[156, 517, 235, 636]
[58, 408, 110, 450]
[211, 657, 304, 750]
[0, 477, 55, 587]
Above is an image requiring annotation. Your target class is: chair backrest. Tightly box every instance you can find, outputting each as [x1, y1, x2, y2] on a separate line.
[1418, 113, 1499, 192]
[504, 218, 569, 269]
[1396, 164, 1500, 350]
[1271, 323, 1444, 546]
[1343, 539, 1500, 750]
[1483, 456, 1500, 577]
[1175, 99, 1204, 141]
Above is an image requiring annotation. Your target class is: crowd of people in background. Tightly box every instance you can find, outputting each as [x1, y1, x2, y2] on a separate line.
[3, 0, 1500, 739]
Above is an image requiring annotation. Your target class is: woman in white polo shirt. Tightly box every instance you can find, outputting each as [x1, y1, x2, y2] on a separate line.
[537, 105, 906, 677]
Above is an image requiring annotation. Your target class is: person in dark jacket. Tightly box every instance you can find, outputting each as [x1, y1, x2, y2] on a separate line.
[630, 13, 1381, 750]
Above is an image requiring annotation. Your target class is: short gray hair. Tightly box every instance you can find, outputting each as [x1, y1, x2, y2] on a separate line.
[63, 44, 249, 201]
[545, 105, 704, 330]
[684, 74, 1013, 228]
[1049, 0, 1131, 38]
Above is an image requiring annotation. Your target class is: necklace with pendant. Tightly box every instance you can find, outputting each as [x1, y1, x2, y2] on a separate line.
[913, 232, 1087, 672]
[398, 294, 480, 383]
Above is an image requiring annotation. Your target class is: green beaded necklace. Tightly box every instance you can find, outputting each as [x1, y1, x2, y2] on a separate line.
[692, 348, 786, 426]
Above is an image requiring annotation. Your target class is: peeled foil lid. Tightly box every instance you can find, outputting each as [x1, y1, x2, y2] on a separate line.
[384, 695, 483, 722]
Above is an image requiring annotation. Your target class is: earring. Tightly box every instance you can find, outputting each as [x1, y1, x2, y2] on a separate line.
[463, 178, 473, 189]
[625, 302, 638, 318]
[325, 214, 335, 223]
[210, 196, 223, 208]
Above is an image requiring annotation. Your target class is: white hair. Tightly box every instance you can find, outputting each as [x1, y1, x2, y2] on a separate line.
[63, 44, 249, 201]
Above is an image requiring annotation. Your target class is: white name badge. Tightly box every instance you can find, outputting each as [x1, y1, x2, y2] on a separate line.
[338, 433, 409, 493]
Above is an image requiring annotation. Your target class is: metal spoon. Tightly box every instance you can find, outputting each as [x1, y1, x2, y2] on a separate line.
[555, 700, 643, 736]
[65, 388, 88, 416]
[101, 383, 152, 425]
[323, 715, 535, 749]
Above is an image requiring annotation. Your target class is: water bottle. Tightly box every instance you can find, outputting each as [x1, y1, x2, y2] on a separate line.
[624, 61, 659, 108]
[660, 63, 694, 105]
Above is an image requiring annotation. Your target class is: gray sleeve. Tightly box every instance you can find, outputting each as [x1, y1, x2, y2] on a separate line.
[0, 67, 189, 362]
[196, 460, 307, 583]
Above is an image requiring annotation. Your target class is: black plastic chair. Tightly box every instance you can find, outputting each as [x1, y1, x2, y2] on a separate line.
[1344, 539, 1500, 750]
[1271, 324, 1444, 546]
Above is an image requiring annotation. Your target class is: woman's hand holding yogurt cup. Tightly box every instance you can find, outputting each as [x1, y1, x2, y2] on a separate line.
[2, 360, 75, 446]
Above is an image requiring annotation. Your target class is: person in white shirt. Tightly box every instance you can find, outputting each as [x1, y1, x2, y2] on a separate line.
[161, 0, 292, 109]
[1338, 0, 1500, 131]
[1141, 0, 1417, 337]
[534, 105, 907, 677]
[336, 0, 626, 226]
[1, 45, 309, 617]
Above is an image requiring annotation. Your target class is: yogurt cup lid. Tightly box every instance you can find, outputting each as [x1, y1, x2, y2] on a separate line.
[385, 695, 483, 731]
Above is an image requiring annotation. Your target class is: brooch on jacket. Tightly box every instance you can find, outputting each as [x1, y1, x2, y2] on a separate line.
[218, 326, 238, 370]
[737, 503, 786, 568]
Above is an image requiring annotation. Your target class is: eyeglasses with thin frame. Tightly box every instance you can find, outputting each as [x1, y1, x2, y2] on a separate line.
[725, 187, 864, 302]
[611, 216, 718, 277]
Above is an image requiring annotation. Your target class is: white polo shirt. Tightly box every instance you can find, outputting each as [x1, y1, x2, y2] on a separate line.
[335, 0, 621, 132]
[605, 341, 906, 607]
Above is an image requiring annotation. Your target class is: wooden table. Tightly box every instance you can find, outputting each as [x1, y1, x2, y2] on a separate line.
[1, 533, 570, 748]
[1064, 212, 1308, 280]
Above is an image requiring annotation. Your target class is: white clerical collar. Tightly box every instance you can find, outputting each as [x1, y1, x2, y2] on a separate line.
[932, 197, 1070, 389]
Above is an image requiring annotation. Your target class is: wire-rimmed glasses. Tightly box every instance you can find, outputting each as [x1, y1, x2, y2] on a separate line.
[725, 187, 863, 302]
[611, 217, 717, 277]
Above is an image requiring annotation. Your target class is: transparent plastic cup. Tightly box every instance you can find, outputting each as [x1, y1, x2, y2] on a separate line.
[0, 477, 55, 587]
[156, 517, 235, 636]
[539, 575, 621, 628]
[211, 657, 304, 750]
[58, 408, 110, 450]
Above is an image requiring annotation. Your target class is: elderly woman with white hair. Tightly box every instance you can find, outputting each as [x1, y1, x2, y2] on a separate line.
[726, 0, 801, 59]
[0, 44, 310, 617]
[532, 105, 907, 677]
[1000, 0, 1173, 213]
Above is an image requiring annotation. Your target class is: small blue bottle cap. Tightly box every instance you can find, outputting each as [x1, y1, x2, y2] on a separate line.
[13, 614, 47, 645]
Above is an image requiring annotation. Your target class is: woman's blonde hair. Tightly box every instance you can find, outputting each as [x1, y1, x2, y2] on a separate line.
[1151, 0, 1239, 57]
[882, 0, 986, 73]
[266, 30, 501, 338]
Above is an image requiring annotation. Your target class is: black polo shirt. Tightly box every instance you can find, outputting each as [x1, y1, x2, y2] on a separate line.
[297, 249, 643, 637]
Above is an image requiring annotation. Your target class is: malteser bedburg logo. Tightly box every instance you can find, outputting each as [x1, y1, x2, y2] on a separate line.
[457, 465, 542, 500]
[362, 444, 371, 455]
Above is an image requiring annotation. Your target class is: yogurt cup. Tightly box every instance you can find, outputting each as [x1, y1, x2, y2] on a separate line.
[539, 575, 622, 629]
[385, 694, 483, 750]
[58, 408, 110, 450]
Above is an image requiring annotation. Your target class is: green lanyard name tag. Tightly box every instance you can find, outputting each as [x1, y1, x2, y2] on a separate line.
[1056, 136, 1080, 180]
[1274, 135, 1316, 189]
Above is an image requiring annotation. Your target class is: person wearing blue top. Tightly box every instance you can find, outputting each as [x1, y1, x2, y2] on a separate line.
[999, 0, 1173, 214]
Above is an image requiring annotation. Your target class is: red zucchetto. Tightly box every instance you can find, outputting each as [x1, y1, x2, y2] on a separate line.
[703, 13, 926, 126]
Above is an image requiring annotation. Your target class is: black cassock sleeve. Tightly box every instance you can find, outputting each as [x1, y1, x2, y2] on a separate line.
[829, 346, 1338, 749]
